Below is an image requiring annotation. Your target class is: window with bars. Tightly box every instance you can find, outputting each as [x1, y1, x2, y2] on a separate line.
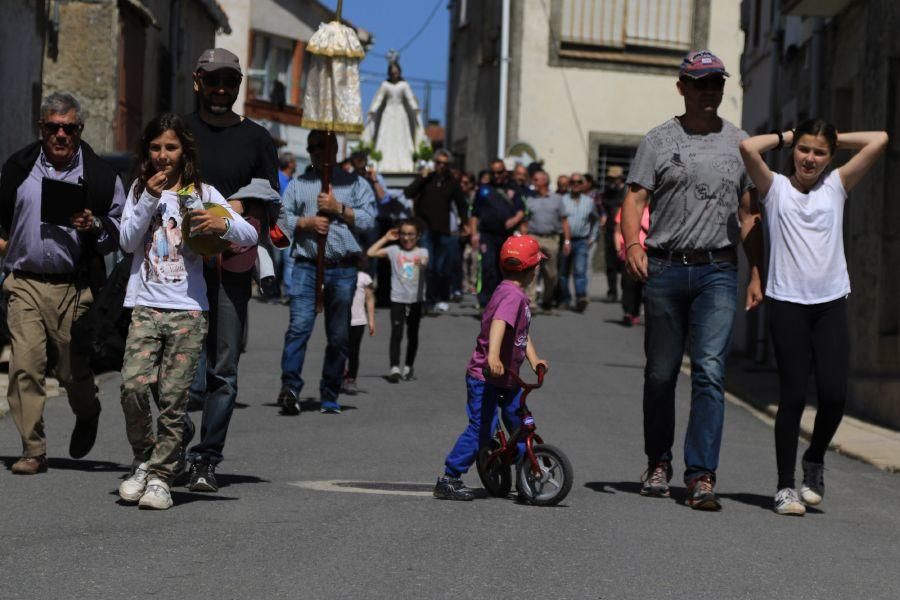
[560, 0, 695, 53]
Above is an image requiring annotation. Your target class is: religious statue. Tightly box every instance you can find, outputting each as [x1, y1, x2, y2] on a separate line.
[362, 60, 427, 173]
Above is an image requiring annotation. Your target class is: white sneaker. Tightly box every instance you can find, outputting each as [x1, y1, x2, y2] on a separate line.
[402, 365, 414, 381]
[800, 460, 824, 505]
[435, 302, 450, 312]
[387, 366, 402, 383]
[774, 487, 806, 516]
[119, 462, 151, 502]
[138, 478, 173, 510]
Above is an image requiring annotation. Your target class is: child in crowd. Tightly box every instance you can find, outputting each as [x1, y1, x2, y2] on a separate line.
[116, 113, 257, 510]
[367, 219, 429, 383]
[343, 255, 376, 395]
[434, 235, 549, 501]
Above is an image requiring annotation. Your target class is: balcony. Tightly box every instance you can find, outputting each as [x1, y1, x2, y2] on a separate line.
[782, 0, 854, 16]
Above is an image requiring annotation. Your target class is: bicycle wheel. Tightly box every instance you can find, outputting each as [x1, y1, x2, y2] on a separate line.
[477, 441, 512, 498]
[516, 444, 573, 506]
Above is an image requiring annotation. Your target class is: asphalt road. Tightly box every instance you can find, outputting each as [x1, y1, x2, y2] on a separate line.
[1, 285, 899, 600]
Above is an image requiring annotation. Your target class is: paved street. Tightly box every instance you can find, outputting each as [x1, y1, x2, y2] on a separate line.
[2, 281, 899, 600]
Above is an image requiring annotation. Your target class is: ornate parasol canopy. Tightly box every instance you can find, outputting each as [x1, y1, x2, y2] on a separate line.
[301, 13, 365, 133]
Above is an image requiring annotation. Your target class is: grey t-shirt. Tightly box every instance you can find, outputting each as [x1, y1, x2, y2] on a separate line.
[627, 117, 752, 251]
[525, 193, 566, 235]
[386, 245, 429, 303]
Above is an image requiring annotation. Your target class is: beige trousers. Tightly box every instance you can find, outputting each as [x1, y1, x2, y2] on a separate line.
[3, 273, 98, 457]
[527, 234, 561, 307]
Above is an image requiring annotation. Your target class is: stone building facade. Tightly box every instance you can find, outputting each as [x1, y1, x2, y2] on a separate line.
[445, 0, 745, 178]
[1, 0, 230, 160]
[739, 0, 900, 428]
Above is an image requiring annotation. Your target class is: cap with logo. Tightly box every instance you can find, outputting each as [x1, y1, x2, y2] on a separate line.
[500, 234, 547, 271]
[195, 48, 242, 75]
[679, 50, 729, 79]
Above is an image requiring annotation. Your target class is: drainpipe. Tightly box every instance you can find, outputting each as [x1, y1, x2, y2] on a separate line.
[169, 0, 181, 112]
[809, 17, 825, 117]
[497, 0, 510, 158]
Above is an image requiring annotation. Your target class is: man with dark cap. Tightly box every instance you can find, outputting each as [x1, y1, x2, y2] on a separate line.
[621, 50, 763, 511]
[182, 48, 280, 492]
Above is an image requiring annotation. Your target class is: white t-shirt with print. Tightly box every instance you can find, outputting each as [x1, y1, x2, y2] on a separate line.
[120, 182, 258, 311]
[762, 170, 850, 304]
[351, 271, 373, 326]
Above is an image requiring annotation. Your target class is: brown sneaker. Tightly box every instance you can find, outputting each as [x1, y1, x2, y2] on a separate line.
[640, 461, 672, 497]
[11, 455, 49, 475]
[686, 473, 721, 511]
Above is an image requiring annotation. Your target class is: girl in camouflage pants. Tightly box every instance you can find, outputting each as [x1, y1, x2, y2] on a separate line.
[115, 114, 257, 509]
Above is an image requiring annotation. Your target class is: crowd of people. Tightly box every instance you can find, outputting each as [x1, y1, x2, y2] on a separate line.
[0, 47, 888, 517]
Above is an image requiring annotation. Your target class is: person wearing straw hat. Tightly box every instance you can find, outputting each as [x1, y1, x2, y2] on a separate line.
[621, 50, 764, 511]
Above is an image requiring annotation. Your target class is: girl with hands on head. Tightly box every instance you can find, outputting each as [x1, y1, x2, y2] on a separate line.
[739, 119, 888, 516]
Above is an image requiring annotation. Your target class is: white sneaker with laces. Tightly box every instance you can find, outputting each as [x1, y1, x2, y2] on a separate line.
[402, 365, 414, 381]
[139, 478, 173, 510]
[800, 460, 825, 505]
[388, 365, 402, 383]
[119, 462, 150, 502]
[774, 487, 806, 516]
[435, 302, 450, 312]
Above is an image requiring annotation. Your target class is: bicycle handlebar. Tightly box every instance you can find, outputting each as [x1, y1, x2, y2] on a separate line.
[485, 364, 546, 390]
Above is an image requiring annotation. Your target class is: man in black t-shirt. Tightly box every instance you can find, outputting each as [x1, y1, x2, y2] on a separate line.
[182, 48, 279, 493]
[470, 158, 525, 307]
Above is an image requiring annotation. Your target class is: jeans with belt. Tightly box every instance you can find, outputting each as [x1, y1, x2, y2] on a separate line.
[642, 255, 737, 484]
[280, 261, 356, 403]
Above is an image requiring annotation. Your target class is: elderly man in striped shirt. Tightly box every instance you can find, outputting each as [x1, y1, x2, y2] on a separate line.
[276, 130, 377, 415]
[559, 173, 599, 312]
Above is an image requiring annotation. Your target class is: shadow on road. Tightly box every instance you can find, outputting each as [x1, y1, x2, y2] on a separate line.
[261, 398, 357, 414]
[583, 481, 822, 512]
[217, 473, 270, 488]
[1, 455, 130, 473]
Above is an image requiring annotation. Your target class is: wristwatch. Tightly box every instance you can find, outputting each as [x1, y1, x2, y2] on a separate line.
[90, 217, 104, 234]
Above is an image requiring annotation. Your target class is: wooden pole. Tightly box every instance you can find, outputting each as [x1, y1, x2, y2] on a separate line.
[315, 131, 338, 313]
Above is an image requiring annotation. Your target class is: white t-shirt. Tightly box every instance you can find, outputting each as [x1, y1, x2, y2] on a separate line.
[351, 271, 373, 326]
[120, 183, 258, 311]
[762, 170, 850, 304]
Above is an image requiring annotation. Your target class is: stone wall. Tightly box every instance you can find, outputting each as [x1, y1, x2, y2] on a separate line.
[42, 1, 119, 154]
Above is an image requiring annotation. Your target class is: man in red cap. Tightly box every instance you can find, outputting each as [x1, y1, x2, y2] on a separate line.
[434, 234, 548, 500]
[620, 49, 764, 510]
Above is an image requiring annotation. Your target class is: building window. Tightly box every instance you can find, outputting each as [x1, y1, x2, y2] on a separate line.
[247, 32, 299, 107]
[551, 0, 708, 73]
[561, 0, 694, 52]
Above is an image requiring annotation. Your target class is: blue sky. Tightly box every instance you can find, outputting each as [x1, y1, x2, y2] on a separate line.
[321, 0, 449, 125]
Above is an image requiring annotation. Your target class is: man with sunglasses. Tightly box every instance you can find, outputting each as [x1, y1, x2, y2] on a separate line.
[403, 149, 467, 312]
[0, 92, 125, 474]
[558, 173, 599, 312]
[276, 130, 376, 415]
[182, 48, 280, 492]
[621, 50, 763, 510]
[470, 158, 526, 307]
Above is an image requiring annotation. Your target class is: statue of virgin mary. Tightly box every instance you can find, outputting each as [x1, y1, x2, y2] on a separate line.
[362, 60, 427, 173]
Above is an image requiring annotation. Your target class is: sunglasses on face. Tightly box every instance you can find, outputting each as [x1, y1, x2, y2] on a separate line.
[41, 121, 82, 136]
[491, 170, 505, 175]
[201, 73, 242, 89]
[687, 77, 725, 91]
[434, 160, 450, 166]
[570, 179, 584, 185]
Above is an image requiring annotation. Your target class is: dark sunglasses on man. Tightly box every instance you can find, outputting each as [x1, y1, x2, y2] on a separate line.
[685, 76, 725, 91]
[40, 121, 83, 136]
[201, 72, 242, 89]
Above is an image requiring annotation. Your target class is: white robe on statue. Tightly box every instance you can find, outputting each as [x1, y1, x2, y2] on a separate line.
[363, 80, 426, 173]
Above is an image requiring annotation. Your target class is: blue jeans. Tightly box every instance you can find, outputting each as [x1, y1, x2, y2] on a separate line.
[444, 375, 523, 477]
[280, 248, 295, 297]
[420, 230, 457, 305]
[559, 237, 589, 305]
[186, 271, 251, 465]
[280, 261, 356, 403]
[642, 257, 737, 484]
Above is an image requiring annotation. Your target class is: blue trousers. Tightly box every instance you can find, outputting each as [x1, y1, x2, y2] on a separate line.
[280, 261, 356, 403]
[186, 271, 251, 466]
[642, 257, 737, 484]
[421, 230, 457, 305]
[559, 237, 589, 305]
[444, 375, 523, 477]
